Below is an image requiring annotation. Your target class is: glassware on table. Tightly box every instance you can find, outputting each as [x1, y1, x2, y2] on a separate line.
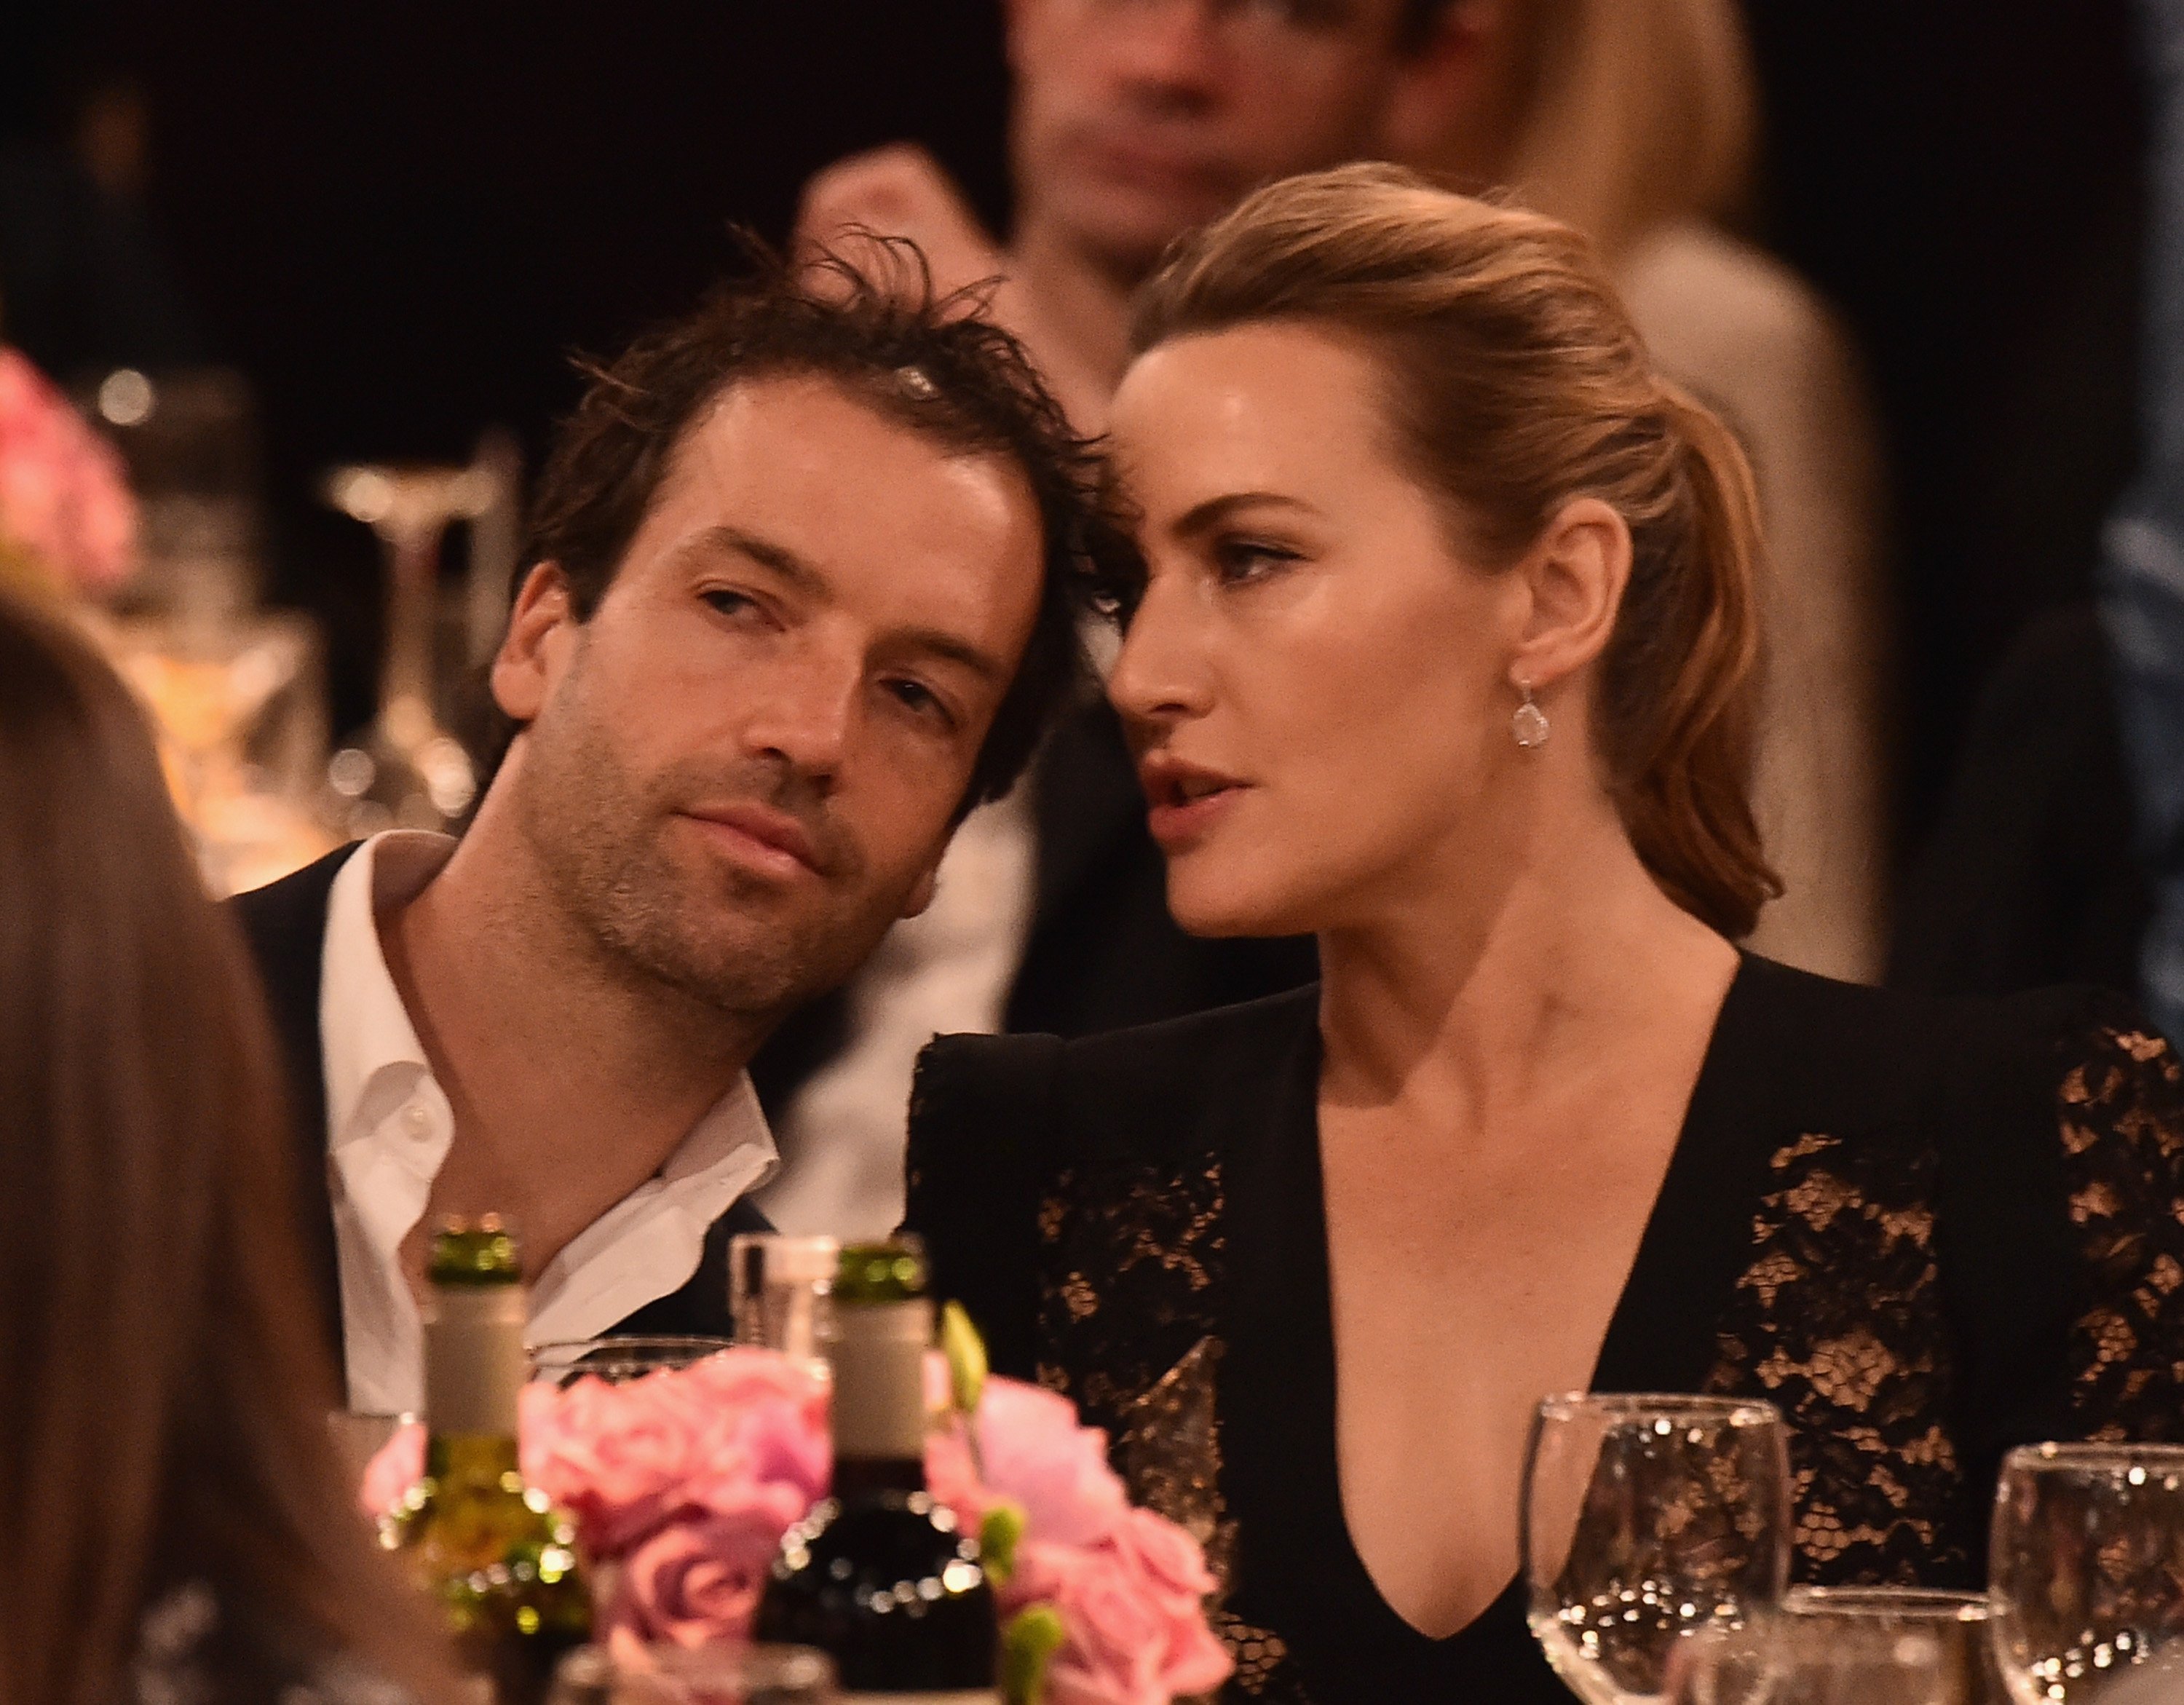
[730, 1233, 841, 1362]
[527, 1335, 735, 1387]
[322, 462, 496, 836]
[1522, 1392, 1792, 1705]
[1668, 1606, 1950, 1705]
[549, 1642, 837, 1705]
[1990, 1442, 2184, 1705]
[1778, 1588, 2005, 1704]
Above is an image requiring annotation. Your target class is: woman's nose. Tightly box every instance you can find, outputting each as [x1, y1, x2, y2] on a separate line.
[1107, 571, 1216, 727]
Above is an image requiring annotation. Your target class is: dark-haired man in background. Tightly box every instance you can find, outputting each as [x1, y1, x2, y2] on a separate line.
[232, 259, 1128, 1415]
[759, 0, 1469, 1235]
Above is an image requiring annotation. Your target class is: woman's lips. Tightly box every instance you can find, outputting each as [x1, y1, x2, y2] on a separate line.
[1146, 783, 1245, 850]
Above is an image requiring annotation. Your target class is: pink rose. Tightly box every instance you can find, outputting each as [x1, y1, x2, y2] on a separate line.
[0, 349, 135, 593]
[1043, 1543, 1169, 1705]
[601, 1501, 799, 1649]
[972, 1379, 1130, 1551]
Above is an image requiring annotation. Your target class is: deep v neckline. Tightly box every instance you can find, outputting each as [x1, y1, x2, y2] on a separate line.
[1214, 956, 1788, 1698]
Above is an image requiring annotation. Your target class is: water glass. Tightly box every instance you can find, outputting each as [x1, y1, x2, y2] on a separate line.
[729, 1233, 840, 1361]
[549, 1641, 836, 1705]
[1523, 1393, 1792, 1705]
[1669, 1609, 1950, 1705]
[528, 1335, 733, 1387]
[1990, 1443, 2184, 1704]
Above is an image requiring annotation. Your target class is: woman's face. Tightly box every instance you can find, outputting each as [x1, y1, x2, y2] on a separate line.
[1106, 320, 1534, 938]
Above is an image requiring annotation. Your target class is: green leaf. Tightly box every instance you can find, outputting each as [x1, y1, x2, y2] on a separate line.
[940, 1299, 989, 1416]
[1001, 1603, 1068, 1705]
[979, 1500, 1026, 1586]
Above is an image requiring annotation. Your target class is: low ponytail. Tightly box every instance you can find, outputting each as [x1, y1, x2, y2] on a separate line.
[1134, 164, 1783, 937]
[1598, 384, 1779, 936]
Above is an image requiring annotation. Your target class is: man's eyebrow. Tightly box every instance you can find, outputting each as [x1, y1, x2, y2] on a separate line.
[681, 523, 1008, 685]
[679, 523, 827, 596]
[1170, 491, 1319, 538]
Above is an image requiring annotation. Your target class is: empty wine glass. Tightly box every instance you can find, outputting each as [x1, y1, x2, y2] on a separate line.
[730, 1233, 840, 1364]
[1523, 1393, 1792, 1705]
[1990, 1443, 2184, 1704]
[1669, 1605, 1950, 1705]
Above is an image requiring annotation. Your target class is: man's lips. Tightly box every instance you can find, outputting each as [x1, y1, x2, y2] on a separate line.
[677, 802, 824, 879]
[1137, 755, 1249, 850]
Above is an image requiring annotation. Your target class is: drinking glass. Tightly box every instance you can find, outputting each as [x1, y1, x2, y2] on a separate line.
[1523, 1393, 1792, 1704]
[1781, 1588, 2006, 1704]
[528, 1335, 735, 1387]
[322, 462, 496, 835]
[1990, 1443, 2184, 1704]
[729, 1233, 841, 1362]
[1669, 1609, 1950, 1705]
[549, 1642, 836, 1705]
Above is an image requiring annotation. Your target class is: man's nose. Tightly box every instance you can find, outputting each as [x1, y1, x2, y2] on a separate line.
[1108, 0, 1228, 98]
[740, 651, 859, 788]
[1107, 572, 1216, 730]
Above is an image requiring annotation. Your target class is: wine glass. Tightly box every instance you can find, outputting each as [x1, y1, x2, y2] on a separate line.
[1523, 1393, 1792, 1704]
[322, 462, 496, 835]
[549, 1642, 837, 1705]
[1668, 1606, 1950, 1705]
[1781, 1588, 2007, 1704]
[527, 1335, 735, 1387]
[1990, 1442, 2184, 1704]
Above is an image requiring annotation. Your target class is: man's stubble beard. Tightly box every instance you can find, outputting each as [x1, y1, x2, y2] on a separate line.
[511, 676, 916, 1025]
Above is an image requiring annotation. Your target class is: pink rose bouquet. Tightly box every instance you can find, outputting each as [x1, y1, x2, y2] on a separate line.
[0, 348, 135, 596]
[360, 1345, 1231, 1705]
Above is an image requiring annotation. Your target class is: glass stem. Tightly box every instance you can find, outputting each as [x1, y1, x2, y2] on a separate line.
[377, 520, 443, 759]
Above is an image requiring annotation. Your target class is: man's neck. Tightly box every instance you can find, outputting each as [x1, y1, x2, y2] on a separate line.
[379, 810, 767, 1281]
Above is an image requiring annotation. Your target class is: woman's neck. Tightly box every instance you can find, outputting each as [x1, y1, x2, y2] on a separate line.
[1315, 786, 1739, 1131]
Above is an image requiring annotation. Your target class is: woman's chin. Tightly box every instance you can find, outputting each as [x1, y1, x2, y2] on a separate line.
[1167, 878, 1307, 942]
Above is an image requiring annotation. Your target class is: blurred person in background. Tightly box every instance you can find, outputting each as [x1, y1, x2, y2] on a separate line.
[1383, 0, 1888, 986]
[0, 588, 459, 1705]
[772, 0, 1883, 1238]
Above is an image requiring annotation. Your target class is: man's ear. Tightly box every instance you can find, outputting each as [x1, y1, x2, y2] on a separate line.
[1508, 497, 1630, 695]
[1377, 0, 1518, 182]
[491, 562, 578, 723]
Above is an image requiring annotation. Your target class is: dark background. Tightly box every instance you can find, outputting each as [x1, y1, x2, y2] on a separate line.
[1, 0, 2153, 864]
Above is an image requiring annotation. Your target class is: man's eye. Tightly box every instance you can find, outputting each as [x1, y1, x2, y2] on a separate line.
[701, 588, 756, 617]
[886, 678, 956, 728]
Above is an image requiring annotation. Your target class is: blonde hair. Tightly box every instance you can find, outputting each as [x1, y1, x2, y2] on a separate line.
[1485, 0, 1758, 257]
[1131, 164, 1780, 937]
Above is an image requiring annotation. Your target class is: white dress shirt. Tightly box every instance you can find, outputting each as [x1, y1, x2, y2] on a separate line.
[321, 831, 778, 1415]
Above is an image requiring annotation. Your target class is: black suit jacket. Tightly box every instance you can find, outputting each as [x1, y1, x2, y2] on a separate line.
[229, 844, 769, 1367]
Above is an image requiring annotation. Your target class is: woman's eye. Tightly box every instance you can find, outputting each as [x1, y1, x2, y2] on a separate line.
[1213, 539, 1301, 585]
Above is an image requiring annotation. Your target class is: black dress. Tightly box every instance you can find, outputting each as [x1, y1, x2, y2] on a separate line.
[903, 956, 2184, 1705]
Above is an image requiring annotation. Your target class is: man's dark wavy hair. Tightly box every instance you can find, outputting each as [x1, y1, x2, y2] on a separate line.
[505, 234, 1136, 812]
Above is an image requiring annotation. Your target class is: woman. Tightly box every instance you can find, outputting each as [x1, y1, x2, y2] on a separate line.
[0, 590, 460, 1705]
[904, 168, 2184, 1704]
[1384, 0, 1891, 984]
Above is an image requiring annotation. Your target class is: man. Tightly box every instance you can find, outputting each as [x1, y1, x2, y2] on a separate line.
[233, 253, 1130, 1415]
[756, 0, 1470, 1234]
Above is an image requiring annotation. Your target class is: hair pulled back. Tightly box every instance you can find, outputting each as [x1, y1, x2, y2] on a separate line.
[1130, 163, 1779, 937]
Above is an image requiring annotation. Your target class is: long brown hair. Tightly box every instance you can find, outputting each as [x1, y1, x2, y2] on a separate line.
[0, 591, 459, 1705]
[1131, 165, 1779, 936]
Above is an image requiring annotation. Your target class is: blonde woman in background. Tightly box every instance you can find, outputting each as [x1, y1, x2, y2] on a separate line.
[1381, 0, 1890, 982]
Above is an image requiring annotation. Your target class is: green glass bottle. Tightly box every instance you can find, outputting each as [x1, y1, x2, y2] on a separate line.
[382, 1217, 589, 1705]
[754, 1238, 1000, 1700]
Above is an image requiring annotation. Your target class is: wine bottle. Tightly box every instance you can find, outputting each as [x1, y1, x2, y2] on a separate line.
[754, 1238, 999, 1701]
[382, 1217, 589, 1705]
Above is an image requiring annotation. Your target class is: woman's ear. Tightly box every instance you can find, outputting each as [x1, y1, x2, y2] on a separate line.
[1508, 497, 1631, 694]
[491, 562, 577, 724]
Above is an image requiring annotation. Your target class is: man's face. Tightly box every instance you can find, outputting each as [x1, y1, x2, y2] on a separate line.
[495, 373, 1045, 1018]
[1008, 0, 1417, 280]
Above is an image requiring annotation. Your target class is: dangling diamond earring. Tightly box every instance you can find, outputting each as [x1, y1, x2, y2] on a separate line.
[1511, 679, 1550, 749]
